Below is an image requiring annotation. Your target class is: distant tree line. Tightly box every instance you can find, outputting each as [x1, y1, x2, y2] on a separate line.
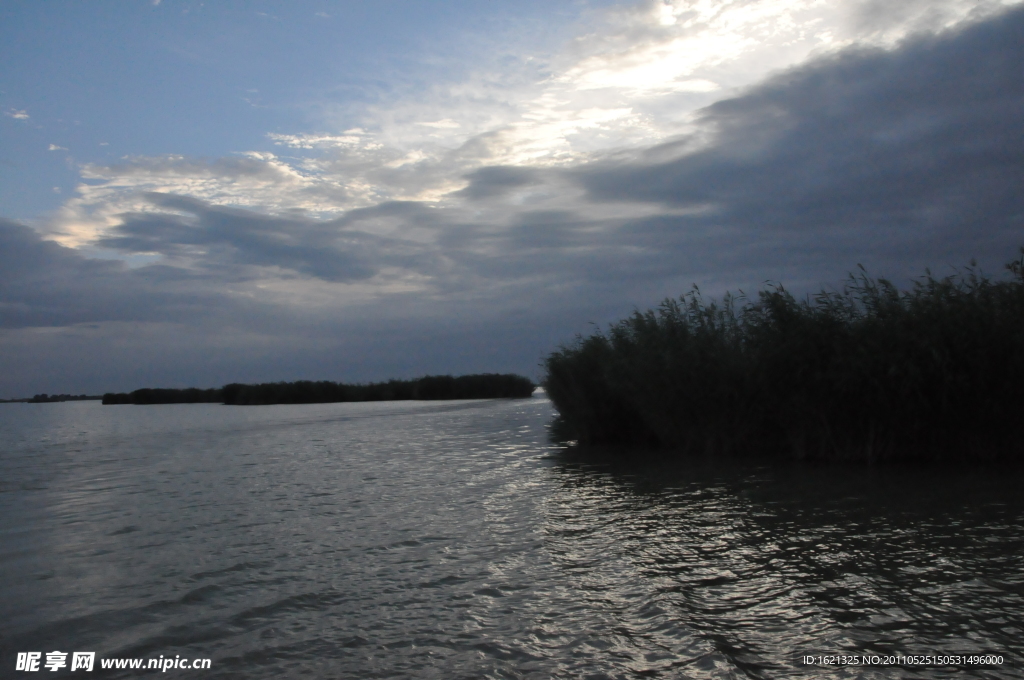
[102, 374, 535, 406]
[0, 394, 103, 404]
[102, 388, 223, 405]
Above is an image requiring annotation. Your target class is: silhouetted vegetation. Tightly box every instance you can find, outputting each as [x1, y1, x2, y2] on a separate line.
[102, 374, 535, 406]
[222, 374, 535, 405]
[0, 394, 102, 404]
[102, 388, 223, 405]
[544, 249, 1024, 462]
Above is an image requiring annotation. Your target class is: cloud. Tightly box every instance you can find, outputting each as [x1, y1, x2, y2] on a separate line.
[568, 5, 1024, 284]
[417, 119, 462, 129]
[267, 132, 364, 149]
[4, 108, 29, 120]
[5, 1, 1024, 396]
[452, 166, 543, 201]
[49, 153, 361, 246]
[94, 192, 447, 284]
[0, 213, 578, 395]
[0, 217, 221, 329]
[48, 144, 68, 151]
[45, 0, 1024, 248]
[42, 5, 1024, 314]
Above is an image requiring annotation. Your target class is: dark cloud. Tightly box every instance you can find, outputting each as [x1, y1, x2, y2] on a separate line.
[507, 210, 586, 249]
[846, 0, 1010, 37]
[454, 165, 542, 200]
[334, 199, 439, 229]
[0, 217, 205, 328]
[97, 194, 441, 282]
[577, 6, 1024, 272]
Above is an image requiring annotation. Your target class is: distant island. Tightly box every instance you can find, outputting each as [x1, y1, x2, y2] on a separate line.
[102, 374, 536, 406]
[544, 248, 1024, 462]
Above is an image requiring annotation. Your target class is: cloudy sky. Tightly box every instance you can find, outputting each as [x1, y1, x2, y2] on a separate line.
[2, 0, 1023, 397]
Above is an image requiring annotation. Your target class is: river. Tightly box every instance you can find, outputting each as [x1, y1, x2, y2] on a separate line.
[1, 398, 1021, 678]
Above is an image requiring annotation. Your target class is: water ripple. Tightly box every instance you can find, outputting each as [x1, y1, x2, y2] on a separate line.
[1, 400, 1022, 678]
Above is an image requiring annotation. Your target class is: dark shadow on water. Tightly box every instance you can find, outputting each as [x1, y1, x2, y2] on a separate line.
[548, 442, 1024, 512]
[540, 444, 1024, 678]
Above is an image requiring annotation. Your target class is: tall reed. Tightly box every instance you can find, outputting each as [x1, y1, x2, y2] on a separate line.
[544, 249, 1024, 461]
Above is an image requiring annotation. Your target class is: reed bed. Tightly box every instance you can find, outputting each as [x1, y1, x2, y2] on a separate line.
[543, 250, 1024, 461]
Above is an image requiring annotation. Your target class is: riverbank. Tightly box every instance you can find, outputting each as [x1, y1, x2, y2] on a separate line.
[544, 249, 1024, 462]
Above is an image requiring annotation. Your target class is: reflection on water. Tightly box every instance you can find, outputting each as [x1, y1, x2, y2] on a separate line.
[547, 450, 1024, 679]
[0, 399, 1021, 678]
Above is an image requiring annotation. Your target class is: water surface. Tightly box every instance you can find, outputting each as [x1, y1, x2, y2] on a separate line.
[1, 399, 1021, 678]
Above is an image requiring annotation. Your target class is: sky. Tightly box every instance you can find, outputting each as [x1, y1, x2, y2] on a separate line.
[2, 0, 1023, 397]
